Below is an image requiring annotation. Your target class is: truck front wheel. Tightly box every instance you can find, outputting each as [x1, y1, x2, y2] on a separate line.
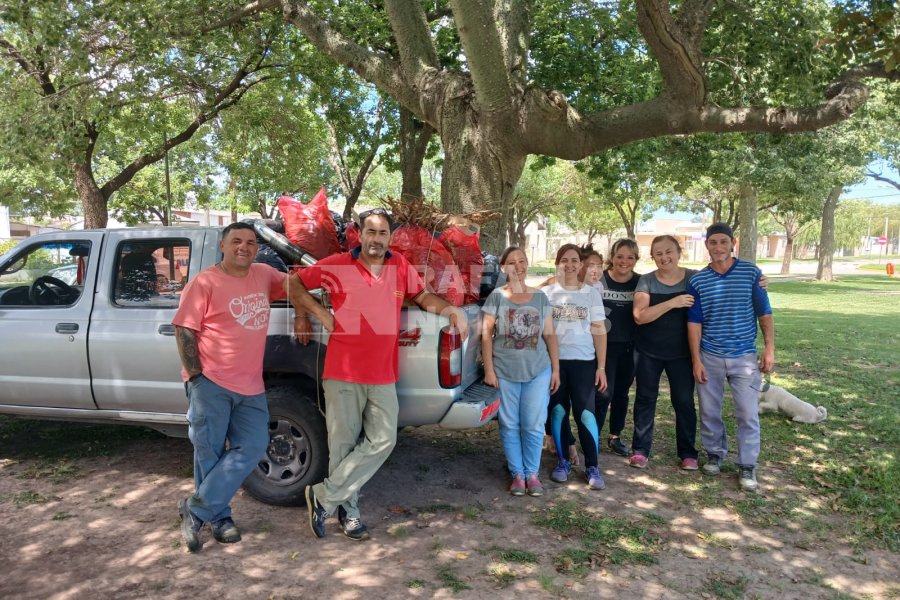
[242, 384, 328, 506]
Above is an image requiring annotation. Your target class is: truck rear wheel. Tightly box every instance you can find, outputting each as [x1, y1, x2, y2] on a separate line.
[242, 384, 328, 506]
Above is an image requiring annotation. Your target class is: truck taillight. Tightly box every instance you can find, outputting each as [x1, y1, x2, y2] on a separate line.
[439, 326, 462, 388]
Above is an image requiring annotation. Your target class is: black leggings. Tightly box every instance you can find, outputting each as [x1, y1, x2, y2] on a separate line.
[596, 341, 635, 437]
[631, 351, 698, 460]
[549, 359, 600, 468]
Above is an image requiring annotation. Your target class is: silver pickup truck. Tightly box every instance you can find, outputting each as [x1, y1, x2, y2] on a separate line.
[0, 226, 500, 505]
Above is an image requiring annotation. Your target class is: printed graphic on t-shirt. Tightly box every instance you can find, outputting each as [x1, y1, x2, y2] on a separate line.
[229, 292, 270, 330]
[603, 289, 634, 304]
[503, 307, 541, 350]
[552, 303, 588, 321]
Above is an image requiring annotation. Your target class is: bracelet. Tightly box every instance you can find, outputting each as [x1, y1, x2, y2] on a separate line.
[294, 315, 309, 320]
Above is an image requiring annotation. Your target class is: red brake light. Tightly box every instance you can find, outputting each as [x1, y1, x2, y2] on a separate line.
[439, 326, 462, 388]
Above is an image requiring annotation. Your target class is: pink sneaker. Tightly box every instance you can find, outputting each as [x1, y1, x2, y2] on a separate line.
[509, 473, 526, 496]
[629, 454, 648, 469]
[525, 474, 544, 497]
[681, 458, 699, 471]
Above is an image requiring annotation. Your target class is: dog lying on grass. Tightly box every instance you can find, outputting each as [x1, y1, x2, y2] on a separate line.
[758, 384, 827, 424]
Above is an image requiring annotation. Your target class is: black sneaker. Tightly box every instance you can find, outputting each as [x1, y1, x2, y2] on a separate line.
[305, 485, 328, 538]
[607, 436, 631, 457]
[178, 497, 204, 553]
[338, 506, 371, 541]
[210, 517, 242, 544]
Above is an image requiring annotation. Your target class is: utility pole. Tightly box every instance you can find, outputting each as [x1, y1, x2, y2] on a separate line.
[866, 215, 872, 258]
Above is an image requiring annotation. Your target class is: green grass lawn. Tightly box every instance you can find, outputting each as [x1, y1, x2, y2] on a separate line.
[610, 274, 899, 554]
[759, 275, 900, 550]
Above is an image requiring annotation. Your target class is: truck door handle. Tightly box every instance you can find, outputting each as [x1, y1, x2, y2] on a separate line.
[55, 323, 79, 334]
[158, 324, 176, 336]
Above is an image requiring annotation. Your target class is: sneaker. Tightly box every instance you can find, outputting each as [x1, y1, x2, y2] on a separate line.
[680, 458, 699, 471]
[509, 473, 526, 496]
[629, 454, 648, 469]
[525, 474, 544, 496]
[210, 517, 241, 544]
[607, 436, 631, 457]
[738, 466, 759, 492]
[337, 506, 370, 541]
[305, 485, 328, 538]
[178, 497, 204, 553]
[586, 466, 606, 490]
[550, 459, 571, 483]
[702, 454, 722, 475]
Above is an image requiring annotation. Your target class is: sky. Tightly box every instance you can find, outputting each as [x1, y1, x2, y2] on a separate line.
[842, 161, 900, 204]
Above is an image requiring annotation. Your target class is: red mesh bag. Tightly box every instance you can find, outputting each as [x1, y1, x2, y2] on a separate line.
[440, 226, 484, 304]
[390, 225, 464, 306]
[277, 188, 341, 260]
[342, 222, 360, 252]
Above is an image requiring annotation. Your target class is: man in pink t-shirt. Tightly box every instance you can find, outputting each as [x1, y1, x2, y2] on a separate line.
[294, 210, 468, 541]
[172, 222, 311, 552]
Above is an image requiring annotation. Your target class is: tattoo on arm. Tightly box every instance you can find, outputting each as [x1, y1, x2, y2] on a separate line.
[175, 326, 202, 375]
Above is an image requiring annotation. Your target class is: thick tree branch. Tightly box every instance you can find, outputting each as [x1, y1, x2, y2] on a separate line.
[279, 0, 421, 115]
[448, 0, 513, 111]
[674, 0, 715, 46]
[825, 61, 900, 97]
[199, 0, 279, 34]
[523, 65, 874, 160]
[866, 170, 900, 191]
[494, 0, 530, 82]
[100, 57, 274, 197]
[0, 37, 57, 97]
[384, 0, 439, 80]
[635, 0, 705, 106]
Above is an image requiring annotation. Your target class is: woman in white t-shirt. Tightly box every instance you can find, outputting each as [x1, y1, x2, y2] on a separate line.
[543, 244, 609, 490]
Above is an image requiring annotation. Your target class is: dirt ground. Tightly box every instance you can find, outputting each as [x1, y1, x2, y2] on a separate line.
[1, 421, 897, 600]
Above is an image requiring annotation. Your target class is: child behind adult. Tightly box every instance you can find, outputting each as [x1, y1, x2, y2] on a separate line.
[482, 246, 560, 496]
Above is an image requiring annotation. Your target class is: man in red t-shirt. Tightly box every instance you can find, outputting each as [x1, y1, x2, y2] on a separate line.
[172, 222, 312, 552]
[294, 209, 467, 541]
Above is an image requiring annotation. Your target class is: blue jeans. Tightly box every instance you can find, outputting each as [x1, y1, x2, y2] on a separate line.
[498, 367, 551, 477]
[697, 351, 762, 467]
[185, 376, 269, 523]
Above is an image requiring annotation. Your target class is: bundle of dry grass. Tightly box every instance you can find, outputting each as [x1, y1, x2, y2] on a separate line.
[379, 196, 501, 229]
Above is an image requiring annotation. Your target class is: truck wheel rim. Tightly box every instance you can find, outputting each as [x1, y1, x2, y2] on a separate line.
[257, 417, 311, 486]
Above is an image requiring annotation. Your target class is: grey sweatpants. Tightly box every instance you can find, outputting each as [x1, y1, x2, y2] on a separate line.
[312, 379, 398, 519]
[697, 351, 762, 468]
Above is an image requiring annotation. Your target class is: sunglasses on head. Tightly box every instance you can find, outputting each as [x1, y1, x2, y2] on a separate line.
[358, 207, 393, 228]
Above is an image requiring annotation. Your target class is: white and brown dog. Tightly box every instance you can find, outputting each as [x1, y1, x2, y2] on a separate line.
[758, 384, 827, 424]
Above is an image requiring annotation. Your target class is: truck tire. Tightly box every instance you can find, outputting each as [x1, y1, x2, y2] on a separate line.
[242, 384, 328, 506]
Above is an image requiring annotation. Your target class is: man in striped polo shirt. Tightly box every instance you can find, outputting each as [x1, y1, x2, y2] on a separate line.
[686, 223, 774, 492]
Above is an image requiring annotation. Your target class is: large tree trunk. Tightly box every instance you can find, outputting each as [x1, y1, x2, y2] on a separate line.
[398, 107, 434, 201]
[73, 162, 108, 229]
[780, 235, 794, 275]
[440, 107, 526, 253]
[737, 183, 758, 263]
[816, 185, 842, 281]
